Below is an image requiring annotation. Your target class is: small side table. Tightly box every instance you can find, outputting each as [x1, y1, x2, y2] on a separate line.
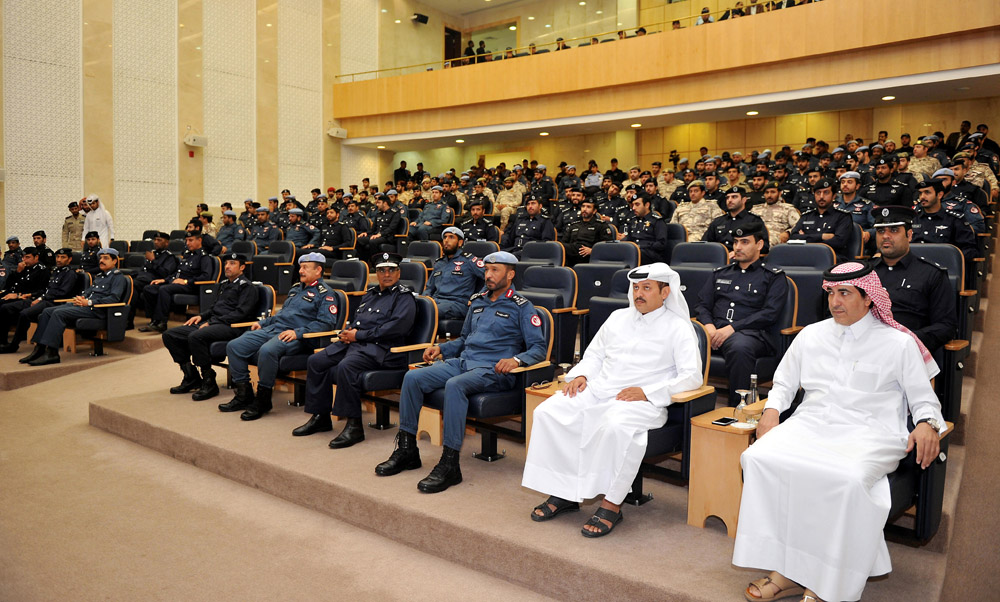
[524, 380, 564, 451]
[687, 407, 756, 538]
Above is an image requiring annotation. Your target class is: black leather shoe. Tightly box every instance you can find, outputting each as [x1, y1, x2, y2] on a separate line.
[0, 342, 21, 354]
[191, 367, 219, 401]
[19, 344, 45, 364]
[375, 431, 421, 476]
[170, 363, 200, 394]
[28, 347, 61, 367]
[240, 386, 273, 421]
[218, 381, 254, 412]
[417, 447, 463, 493]
[329, 417, 365, 448]
[138, 321, 166, 333]
[292, 414, 333, 436]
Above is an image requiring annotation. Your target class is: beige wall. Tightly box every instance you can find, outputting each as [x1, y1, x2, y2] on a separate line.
[377, 0, 459, 75]
[636, 98, 1000, 168]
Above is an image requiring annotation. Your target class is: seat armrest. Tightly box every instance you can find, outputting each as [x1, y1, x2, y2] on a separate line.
[511, 360, 551, 373]
[944, 339, 970, 352]
[345, 290, 367, 296]
[93, 302, 126, 308]
[302, 329, 340, 339]
[274, 261, 294, 266]
[973, 257, 985, 262]
[230, 321, 259, 328]
[670, 384, 716, 403]
[959, 290, 977, 297]
[195, 280, 217, 285]
[551, 307, 576, 314]
[571, 309, 589, 316]
[780, 326, 803, 336]
[391, 342, 434, 353]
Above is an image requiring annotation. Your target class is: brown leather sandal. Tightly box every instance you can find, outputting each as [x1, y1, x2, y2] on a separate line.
[744, 575, 805, 601]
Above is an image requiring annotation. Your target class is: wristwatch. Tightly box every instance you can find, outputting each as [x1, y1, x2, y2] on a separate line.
[513, 356, 524, 367]
[916, 418, 941, 432]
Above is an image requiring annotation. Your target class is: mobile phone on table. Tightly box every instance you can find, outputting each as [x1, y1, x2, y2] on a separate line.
[712, 417, 738, 426]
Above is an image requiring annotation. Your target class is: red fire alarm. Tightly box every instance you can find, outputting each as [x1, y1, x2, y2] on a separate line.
[189, 150, 195, 158]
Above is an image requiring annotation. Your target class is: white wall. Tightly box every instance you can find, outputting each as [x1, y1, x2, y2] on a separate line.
[277, 0, 323, 199]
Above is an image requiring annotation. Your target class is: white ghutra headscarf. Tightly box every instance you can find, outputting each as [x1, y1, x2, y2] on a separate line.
[626, 263, 695, 332]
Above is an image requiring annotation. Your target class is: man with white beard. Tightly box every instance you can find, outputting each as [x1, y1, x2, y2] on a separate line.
[522, 263, 703, 537]
[734, 261, 944, 602]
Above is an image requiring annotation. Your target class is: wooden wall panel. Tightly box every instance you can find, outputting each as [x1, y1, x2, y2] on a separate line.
[775, 114, 807, 148]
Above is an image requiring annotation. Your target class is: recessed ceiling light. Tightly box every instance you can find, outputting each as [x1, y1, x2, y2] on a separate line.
[630, 123, 642, 128]
[265, 23, 272, 27]
[539, 132, 549, 136]
[327, 42, 332, 46]
[746, 110, 759, 116]
[596, 10, 603, 14]
[545, 24, 551, 28]
[528, 16, 535, 20]
[395, 19, 401, 23]
[377, 145, 386, 149]
[455, 139, 465, 143]
[509, 25, 516, 30]
[923, 123, 933, 127]
[881, 95, 895, 101]
[381, 8, 387, 12]
[579, 1, 587, 5]
[83, 21, 88, 25]
[617, 22, 622, 26]
[195, 46, 201, 50]
[179, 23, 185, 28]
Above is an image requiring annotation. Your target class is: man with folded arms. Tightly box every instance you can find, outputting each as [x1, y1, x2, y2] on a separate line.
[734, 261, 944, 602]
[522, 263, 702, 537]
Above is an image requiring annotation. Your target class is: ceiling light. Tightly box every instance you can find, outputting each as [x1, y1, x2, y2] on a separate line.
[881, 95, 895, 101]
[596, 10, 603, 14]
[509, 25, 516, 30]
[630, 123, 642, 128]
[618, 22, 622, 26]
[195, 46, 201, 50]
[539, 132, 549, 136]
[265, 23, 272, 27]
[528, 16, 535, 20]
[377, 145, 386, 149]
[179, 23, 185, 28]
[395, 19, 401, 23]
[545, 24, 551, 28]
[455, 139, 465, 143]
[579, 1, 587, 5]
[381, 8, 387, 12]
[746, 110, 759, 116]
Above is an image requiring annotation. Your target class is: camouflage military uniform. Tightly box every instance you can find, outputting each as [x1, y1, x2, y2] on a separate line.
[671, 200, 724, 241]
[751, 202, 801, 247]
[909, 156, 942, 179]
[62, 214, 85, 249]
[495, 188, 522, 232]
[398, 189, 415, 205]
[968, 160, 999, 192]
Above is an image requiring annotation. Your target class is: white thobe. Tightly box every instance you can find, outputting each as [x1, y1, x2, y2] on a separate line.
[521, 305, 703, 505]
[82, 205, 115, 248]
[732, 313, 944, 602]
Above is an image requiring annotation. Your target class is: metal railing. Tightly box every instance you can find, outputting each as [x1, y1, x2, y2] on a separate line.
[335, 2, 802, 83]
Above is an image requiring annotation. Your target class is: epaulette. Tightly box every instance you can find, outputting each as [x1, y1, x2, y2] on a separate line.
[833, 206, 852, 215]
[470, 290, 488, 301]
[366, 284, 379, 293]
[648, 212, 663, 220]
[511, 293, 529, 306]
[461, 251, 474, 258]
[110, 269, 121, 275]
[801, 209, 817, 215]
[289, 282, 303, 290]
[761, 262, 784, 274]
[713, 264, 730, 272]
[396, 284, 413, 293]
[945, 209, 964, 219]
[914, 255, 948, 272]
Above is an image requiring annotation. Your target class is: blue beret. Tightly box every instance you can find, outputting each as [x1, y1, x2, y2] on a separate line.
[442, 226, 464, 239]
[298, 252, 326, 265]
[256, 207, 270, 213]
[268, 196, 278, 202]
[537, 164, 547, 170]
[431, 185, 444, 192]
[6, 236, 18, 243]
[289, 208, 304, 215]
[387, 189, 398, 195]
[840, 171, 862, 181]
[99, 247, 119, 257]
[223, 210, 237, 217]
[342, 192, 353, 199]
[483, 251, 518, 265]
[968, 132, 984, 139]
[932, 168, 955, 178]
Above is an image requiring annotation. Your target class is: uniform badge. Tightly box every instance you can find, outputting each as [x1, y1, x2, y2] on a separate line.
[882, 208, 889, 216]
[505, 289, 514, 298]
[530, 315, 542, 327]
[329, 304, 338, 314]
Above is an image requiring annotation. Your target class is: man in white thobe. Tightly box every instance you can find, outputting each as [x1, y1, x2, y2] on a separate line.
[82, 194, 115, 248]
[522, 263, 703, 537]
[734, 261, 944, 602]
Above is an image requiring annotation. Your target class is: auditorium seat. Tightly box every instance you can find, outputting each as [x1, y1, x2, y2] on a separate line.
[514, 241, 564, 289]
[665, 222, 689, 264]
[328, 260, 369, 319]
[64, 274, 133, 356]
[398, 260, 427, 293]
[572, 241, 640, 351]
[764, 242, 836, 329]
[406, 241, 443, 269]
[171, 255, 221, 316]
[254, 240, 296, 294]
[519, 265, 578, 365]
[670, 242, 729, 316]
[169, 229, 186, 240]
[464, 240, 499, 258]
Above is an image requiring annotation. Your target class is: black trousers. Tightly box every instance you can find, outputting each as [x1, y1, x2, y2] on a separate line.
[143, 282, 196, 322]
[162, 323, 241, 367]
[128, 273, 155, 323]
[719, 330, 772, 407]
[1, 300, 55, 344]
[304, 344, 406, 418]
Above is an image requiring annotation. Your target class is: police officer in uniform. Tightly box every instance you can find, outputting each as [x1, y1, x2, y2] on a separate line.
[460, 200, 498, 242]
[0, 236, 23, 290]
[788, 178, 854, 261]
[375, 251, 547, 493]
[250, 206, 281, 251]
[751, 181, 800, 247]
[0, 247, 50, 310]
[284, 208, 321, 257]
[22, 248, 126, 366]
[936, 167, 986, 234]
[63, 201, 86, 249]
[562, 196, 615, 266]
[863, 157, 908, 206]
[409, 185, 451, 241]
[425, 227, 486, 320]
[162, 253, 259, 401]
[500, 196, 556, 257]
[695, 223, 788, 406]
[871, 206, 957, 356]
[834, 171, 876, 245]
[340, 198, 371, 237]
[911, 177, 979, 266]
[315, 205, 354, 262]
[138, 232, 214, 332]
[360, 193, 403, 259]
[80, 231, 103, 275]
[619, 193, 670, 263]
[294, 252, 417, 447]
[216, 210, 247, 253]
[0, 247, 77, 352]
[238, 199, 256, 228]
[127, 231, 179, 329]
[31, 231, 56, 269]
[703, 187, 771, 253]
[220, 253, 339, 421]
[672, 180, 725, 242]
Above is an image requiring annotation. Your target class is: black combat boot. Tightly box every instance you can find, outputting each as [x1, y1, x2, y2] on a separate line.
[240, 385, 272, 421]
[218, 381, 254, 412]
[170, 363, 201, 394]
[375, 431, 421, 476]
[292, 413, 333, 436]
[27, 346, 61, 367]
[417, 446, 463, 493]
[191, 366, 219, 401]
[328, 417, 365, 449]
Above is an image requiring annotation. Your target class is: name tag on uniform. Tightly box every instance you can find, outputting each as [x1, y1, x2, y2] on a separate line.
[717, 279, 732, 285]
[473, 307, 484, 314]
[495, 311, 510, 319]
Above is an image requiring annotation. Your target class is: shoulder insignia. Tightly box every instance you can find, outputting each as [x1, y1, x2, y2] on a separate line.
[111, 269, 121, 275]
[915, 255, 948, 272]
[761, 263, 784, 274]
[713, 264, 730, 272]
[367, 284, 379, 293]
[834, 206, 852, 215]
[511, 293, 529, 306]
[945, 209, 964, 219]
[397, 284, 412, 293]
[802, 209, 817, 215]
[461, 251, 474, 258]
[316, 283, 328, 293]
[470, 290, 488, 301]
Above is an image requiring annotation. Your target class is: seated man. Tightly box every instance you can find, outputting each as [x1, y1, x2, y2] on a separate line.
[617, 193, 669, 263]
[561, 196, 615, 267]
[671, 179, 723, 242]
[872, 206, 957, 356]
[695, 224, 788, 406]
[460, 201, 498, 243]
[21, 248, 126, 366]
[500, 196, 555, 258]
[751, 181, 800, 247]
[294, 252, 416, 447]
[0, 247, 49, 307]
[0, 235, 24, 290]
[425, 227, 485, 320]
[358, 193, 403, 260]
[161, 253, 259, 401]
[522, 264, 702, 537]
[788, 177, 854, 261]
[284, 208, 321, 258]
[215, 210, 247, 253]
[375, 251, 547, 493]
[408, 185, 450, 241]
[733, 261, 943, 602]
[127, 231, 179, 329]
[0, 247, 77, 353]
[249, 206, 281, 251]
[703, 187, 771, 254]
[316, 205, 354, 262]
[79, 231, 103, 275]
[138, 232, 213, 333]
[220, 253, 339, 421]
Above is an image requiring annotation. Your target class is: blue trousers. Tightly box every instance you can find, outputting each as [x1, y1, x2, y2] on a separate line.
[398, 358, 514, 450]
[225, 326, 310, 388]
[435, 298, 469, 321]
[33, 304, 104, 349]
